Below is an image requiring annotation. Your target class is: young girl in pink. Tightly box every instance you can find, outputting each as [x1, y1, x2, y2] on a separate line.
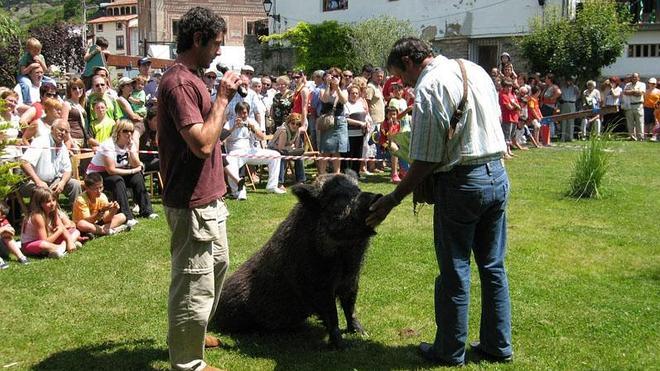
[380, 106, 402, 183]
[21, 187, 80, 258]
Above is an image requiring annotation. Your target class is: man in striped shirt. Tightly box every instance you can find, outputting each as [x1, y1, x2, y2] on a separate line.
[367, 37, 513, 366]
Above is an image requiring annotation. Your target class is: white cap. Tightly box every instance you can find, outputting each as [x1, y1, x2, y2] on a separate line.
[649, 77, 657, 84]
[205, 65, 219, 76]
[240, 65, 255, 73]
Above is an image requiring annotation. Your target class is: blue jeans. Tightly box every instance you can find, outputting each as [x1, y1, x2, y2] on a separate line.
[278, 158, 306, 184]
[430, 159, 512, 364]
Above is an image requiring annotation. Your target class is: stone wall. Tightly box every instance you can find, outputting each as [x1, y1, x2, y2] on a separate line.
[244, 35, 296, 75]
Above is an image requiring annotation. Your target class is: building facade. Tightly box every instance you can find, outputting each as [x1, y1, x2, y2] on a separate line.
[88, 0, 139, 56]
[137, 0, 268, 69]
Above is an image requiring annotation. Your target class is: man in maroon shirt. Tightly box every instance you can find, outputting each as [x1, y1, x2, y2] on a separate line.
[157, 7, 241, 371]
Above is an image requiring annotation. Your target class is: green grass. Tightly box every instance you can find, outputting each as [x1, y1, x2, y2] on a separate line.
[1, 141, 659, 370]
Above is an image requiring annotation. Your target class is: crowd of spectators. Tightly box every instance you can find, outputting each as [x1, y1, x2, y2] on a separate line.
[1, 36, 659, 269]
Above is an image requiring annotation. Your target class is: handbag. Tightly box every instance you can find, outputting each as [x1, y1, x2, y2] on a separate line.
[316, 95, 338, 132]
[412, 59, 469, 210]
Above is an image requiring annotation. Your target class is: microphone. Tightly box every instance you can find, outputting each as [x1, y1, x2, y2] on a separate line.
[216, 64, 248, 97]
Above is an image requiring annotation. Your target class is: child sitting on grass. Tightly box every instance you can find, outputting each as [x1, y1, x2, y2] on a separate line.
[0, 201, 29, 267]
[21, 187, 80, 259]
[73, 172, 128, 237]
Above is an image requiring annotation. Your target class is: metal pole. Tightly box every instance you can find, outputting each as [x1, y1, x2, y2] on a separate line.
[82, 0, 87, 49]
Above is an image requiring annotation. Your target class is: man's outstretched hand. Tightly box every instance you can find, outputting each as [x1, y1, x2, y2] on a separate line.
[366, 193, 400, 228]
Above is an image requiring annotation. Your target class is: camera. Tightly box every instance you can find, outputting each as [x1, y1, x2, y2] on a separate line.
[216, 64, 248, 97]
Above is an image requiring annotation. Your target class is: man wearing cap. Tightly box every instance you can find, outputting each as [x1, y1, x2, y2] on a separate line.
[241, 64, 255, 77]
[138, 57, 158, 106]
[622, 72, 646, 141]
[203, 66, 219, 102]
[643, 77, 659, 137]
[559, 76, 579, 142]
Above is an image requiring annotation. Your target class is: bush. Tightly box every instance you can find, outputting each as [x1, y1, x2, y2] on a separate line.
[568, 131, 611, 199]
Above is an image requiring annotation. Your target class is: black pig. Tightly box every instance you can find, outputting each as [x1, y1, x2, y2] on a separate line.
[213, 173, 380, 348]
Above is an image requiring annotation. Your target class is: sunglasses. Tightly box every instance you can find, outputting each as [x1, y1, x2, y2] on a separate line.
[121, 129, 134, 134]
[343, 74, 353, 78]
[45, 93, 57, 98]
[205, 75, 217, 79]
[94, 83, 106, 87]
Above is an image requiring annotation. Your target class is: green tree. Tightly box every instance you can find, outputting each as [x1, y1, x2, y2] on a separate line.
[519, 0, 632, 80]
[0, 99, 24, 201]
[0, 10, 24, 87]
[262, 21, 355, 72]
[348, 16, 415, 71]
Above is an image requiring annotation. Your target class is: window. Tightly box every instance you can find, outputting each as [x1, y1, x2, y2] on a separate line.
[323, 0, 348, 11]
[172, 20, 179, 39]
[116, 22, 123, 31]
[627, 43, 660, 58]
[116, 35, 125, 50]
[96, 24, 103, 32]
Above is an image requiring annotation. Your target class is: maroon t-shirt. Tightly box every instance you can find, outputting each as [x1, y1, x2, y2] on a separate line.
[158, 63, 226, 208]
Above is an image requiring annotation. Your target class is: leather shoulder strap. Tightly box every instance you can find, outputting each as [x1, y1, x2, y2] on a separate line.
[448, 59, 468, 140]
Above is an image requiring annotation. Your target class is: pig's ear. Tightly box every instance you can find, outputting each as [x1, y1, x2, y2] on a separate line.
[291, 183, 320, 207]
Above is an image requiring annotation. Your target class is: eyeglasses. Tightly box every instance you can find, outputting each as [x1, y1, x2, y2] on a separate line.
[121, 129, 134, 134]
[73, 86, 84, 91]
[94, 83, 106, 87]
[331, 74, 340, 78]
[343, 74, 353, 78]
[45, 93, 57, 98]
[205, 75, 217, 79]
[263, 83, 271, 87]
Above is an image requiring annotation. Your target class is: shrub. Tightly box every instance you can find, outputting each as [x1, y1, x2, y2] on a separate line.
[568, 130, 611, 199]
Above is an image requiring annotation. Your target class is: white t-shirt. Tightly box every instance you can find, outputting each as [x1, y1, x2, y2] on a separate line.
[223, 117, 260, 152]
[13, 81, 40, 106]
[344, 100, 368, 137]
[87, 138, 130, 174]
[21, 135, 71, 182]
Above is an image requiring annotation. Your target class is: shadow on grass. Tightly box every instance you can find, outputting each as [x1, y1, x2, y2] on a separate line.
[31, 339, 167, 371]
[217, 323, 427, 370]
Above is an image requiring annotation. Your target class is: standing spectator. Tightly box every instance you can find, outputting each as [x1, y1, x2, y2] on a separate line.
[368, 37, 512, 367]
[380, 106, 402, 183]
[82, 37, 109, 89]
[61, 78, 90, 148]
[270, 75, 293, 132]
[86, 119, 157, 227]
[559, 76, 580, 141]
[360, 63, 374, 80]
[226, 73, 264, 130]
[290, 70, 310, 130]
[541, 74, 562, 138]
[203, 66, 219, 101]
[501, 63, 518, 89]
[19, 119, 82, 205]
[156, 7, 241, 369]
[250, 78, 267, 132]
[317, 67, 348, 175]
[643, 77, 659, 136]
[308, 70, 326, 148]
[17, 38, 52, 105]
[366, 68, 386, 169]
[499, 78, 520, 158]
[498, 52, 513, 74]
[343, 84, 370, 175]
[528, 86, 544, 146]
[622, 72, 646, 140]
[602, 76, 623, 130]
[581, 80, 602, 139]
[382, 75, 403, 104]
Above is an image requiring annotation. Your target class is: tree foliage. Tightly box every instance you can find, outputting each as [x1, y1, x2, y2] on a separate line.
[261, 16, 416, 72]
[0, 100, 24, 200]
[349, 16, 415, 71]
[29, 22, 85, 76]
[262, 21, 356, 72]
[0, 10, 25, 87]
[519, 0, 632, 81]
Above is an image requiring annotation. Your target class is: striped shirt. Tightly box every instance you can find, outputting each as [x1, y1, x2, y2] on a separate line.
[409, 55, 506, 172]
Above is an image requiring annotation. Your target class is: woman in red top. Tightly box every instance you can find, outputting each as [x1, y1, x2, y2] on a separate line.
[499, 78, 520, 159]
[290, 70, 310, 130]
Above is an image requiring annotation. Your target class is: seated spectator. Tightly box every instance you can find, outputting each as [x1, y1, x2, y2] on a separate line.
[269, 113, 306, 187]
[115, 76, 145, 151]
[20, 95, 62, 144]
[61, 77, 90, 149]
[73, 172, 128, 237]
[86, 119, 157, 227]
[21, 187, 80, 258]
[19, 119, 82, 205]
[0, 201, 29, 265]
[86, 74, 119, 125]
[139, 109, 159, 173]
[0, 89, 22, 162]
[16, 38, 53, 105]
[18, 82, 59, 143]
[88, 100, 115, 147]
[224, 102, 285, 200]
[128, 76, 148, 118]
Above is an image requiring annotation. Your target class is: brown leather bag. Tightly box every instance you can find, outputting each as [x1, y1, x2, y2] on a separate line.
[412, 59, 469, 211]
[316, 95, 338, 132]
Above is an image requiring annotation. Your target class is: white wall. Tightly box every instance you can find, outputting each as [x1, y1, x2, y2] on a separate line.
[270, 0, 571, 38]
[601, 30, 660, 79]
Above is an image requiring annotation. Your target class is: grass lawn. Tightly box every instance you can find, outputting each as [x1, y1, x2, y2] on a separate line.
[1, 141, 658, 370]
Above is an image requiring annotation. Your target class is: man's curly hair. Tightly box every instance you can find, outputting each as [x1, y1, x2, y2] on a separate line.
[176, 7, 227, 54]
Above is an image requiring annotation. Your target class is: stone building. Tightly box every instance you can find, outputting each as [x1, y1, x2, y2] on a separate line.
[136, 0, 268, 68]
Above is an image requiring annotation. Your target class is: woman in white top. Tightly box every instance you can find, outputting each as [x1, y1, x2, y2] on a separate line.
[87, 119, 156, 227]
[601, 76, 623, 130]
[0, 89, 23, 161]
[343, 84, 370, 175]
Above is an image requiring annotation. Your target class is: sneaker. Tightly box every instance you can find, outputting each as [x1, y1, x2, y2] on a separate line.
[48, 250, 67, 259]
[0, 258, 8, 269]
[18, 257, 29, 265]
[109, 224, 129, 235]
[126, 219, 139, 228]
[651, 136, 658, 142]
[266, 187, 286, 195]
[147, 213, 159, 220]
[237, 187, 247, 200]
[132, 204, 140, 214]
